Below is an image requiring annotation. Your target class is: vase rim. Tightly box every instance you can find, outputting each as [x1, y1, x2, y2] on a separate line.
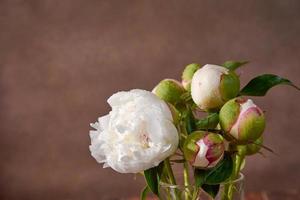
[223, 173, 244, 184]
[159, 173, 244, 189]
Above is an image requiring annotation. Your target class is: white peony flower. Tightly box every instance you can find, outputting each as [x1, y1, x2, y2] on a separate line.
[89, 89, 179, 173]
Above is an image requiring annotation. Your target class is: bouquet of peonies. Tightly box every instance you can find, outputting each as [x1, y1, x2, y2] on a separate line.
[89, 61, 298, 200]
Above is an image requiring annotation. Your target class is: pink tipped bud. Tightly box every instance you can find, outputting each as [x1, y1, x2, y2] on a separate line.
[183, 131, 225, 169]
[219, 97, 266, 143]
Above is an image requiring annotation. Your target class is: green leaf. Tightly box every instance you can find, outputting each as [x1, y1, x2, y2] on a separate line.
[185, 109, 196, 134]
[157, 162, 165, 178]
[140, 186, 150, 200]
[194, 153, 233, 186]
[222, 60, 249, 71]
[202, 184, 220, 198]
[144, 166, 159, 196]
[194, 168, 206, 187]
[240, 74, 300, 96]
[205, 153, 233, 185]
[195, 113, 219, 130]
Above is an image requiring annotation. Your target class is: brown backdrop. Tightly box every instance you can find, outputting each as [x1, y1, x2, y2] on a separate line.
[1, 0, 300, 199]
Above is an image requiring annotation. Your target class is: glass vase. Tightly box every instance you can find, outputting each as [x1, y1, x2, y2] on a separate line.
[159, 173, 245, 200]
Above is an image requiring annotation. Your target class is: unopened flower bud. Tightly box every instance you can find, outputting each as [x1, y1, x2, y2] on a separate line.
[152, 79, 185, 105]
[219, 97, 265, 143]
[183, 131, 225, 168]
[237, 136, 263, 156]
[191, 64, 240, 110]
[181, 63, 201, 91]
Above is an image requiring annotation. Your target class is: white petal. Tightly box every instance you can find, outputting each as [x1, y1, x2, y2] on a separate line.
[98, 115, 110, 131]
[230, 99, 256, 139]
[194, 139, 209, 167]
[89, 89, 179, 173]
[191, 64, 228, 109]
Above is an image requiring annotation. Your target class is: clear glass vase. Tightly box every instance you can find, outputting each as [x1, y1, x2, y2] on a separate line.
[159, 173, 245, 200]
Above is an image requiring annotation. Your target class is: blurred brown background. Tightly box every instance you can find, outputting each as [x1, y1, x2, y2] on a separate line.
[1, 0, 300, 199]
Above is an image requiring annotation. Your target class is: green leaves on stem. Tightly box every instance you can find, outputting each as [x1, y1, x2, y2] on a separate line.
[240, 74, 300, 96]
[202, 184, 220, 198]
[222, 61, 299, 96]
[144, 166, 160, 196]
[222, 60, 249, 71]
[185, 109, 196, 134]
[194, 153, 233, 198]
[195, 112, 219, 130]
[140, 186, 150, 200]
[142, 160, 179, 199]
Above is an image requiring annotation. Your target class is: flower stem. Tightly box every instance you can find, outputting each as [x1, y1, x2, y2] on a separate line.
[164, 158, 177, 185]
[183, 162, 190, 187]
[222, 151, 245, 200]
[164, 158, 180, 199]
[234, 153, 245, 178]
[183, 161, 191, 199]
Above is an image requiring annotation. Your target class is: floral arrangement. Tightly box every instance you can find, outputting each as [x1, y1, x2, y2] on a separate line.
[89, 61, 298, 200]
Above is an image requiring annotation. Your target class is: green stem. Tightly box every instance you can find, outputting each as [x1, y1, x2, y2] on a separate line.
[234, 154, 244, 177]
[222, 152, 245, 200]
[183, 162, 190, 187]
[164, 158, 177, 185]
[183, 161, 191, 199]
[164, 158, 180, 200]
[191, 188, 200, 200]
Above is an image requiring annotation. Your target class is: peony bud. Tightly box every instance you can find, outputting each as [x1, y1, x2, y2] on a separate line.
[181, 63, 201, 90]
[219, 97, 265, 143]
[237, 136, 263, 156]
[152, 79, 185, 105]
[183, 131, 225, 168]
[191, 64, 240, 110]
